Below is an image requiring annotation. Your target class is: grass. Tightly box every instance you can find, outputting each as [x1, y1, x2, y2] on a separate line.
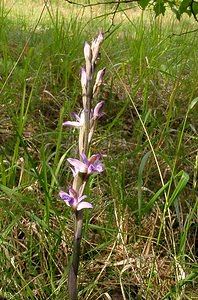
[0, 0, 198, 299]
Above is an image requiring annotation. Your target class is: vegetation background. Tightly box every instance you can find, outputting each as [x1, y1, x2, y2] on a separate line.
[0, 0, 197, 299]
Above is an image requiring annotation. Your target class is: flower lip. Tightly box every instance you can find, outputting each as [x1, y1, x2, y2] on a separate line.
[59, 190, 74, 207]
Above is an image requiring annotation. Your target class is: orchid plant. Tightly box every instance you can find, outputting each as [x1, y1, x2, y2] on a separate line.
[59, 33, 105, 300]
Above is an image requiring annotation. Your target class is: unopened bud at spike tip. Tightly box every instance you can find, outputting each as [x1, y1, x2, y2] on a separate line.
[97, 32, 104, 45]
[91, 32, 104, 65]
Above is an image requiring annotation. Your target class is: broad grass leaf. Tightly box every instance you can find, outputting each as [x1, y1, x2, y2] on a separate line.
[138, 151, 151, 220]
[144, 181, 169, 212]
[188, 97, 198, 111]
[143, 171, 189, 212]
[168, 171, 189, 208]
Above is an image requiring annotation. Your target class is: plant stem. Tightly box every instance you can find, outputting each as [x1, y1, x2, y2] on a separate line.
[68, 210, 83, 300]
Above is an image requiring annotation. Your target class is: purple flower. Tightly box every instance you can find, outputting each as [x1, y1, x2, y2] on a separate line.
[63, 111, 84, 128]
[63, 102, 104, 129]
[67, 150, 105, 177]
[59, 187, 92, 211]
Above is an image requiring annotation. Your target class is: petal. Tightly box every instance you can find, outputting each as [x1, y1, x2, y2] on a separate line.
[78, 195, 88, 203]
[59, 191, 70, 200]
[95, 163, 105, 172]
[69, 187, 78, 200]
[81, 150, 89, 165]
[63, 121, 81, 128]
[77, 201, 93, 211]
[67, 158, 87, 173]
[66, 166, 77, 177]
[89, 154, 100, 165]
[71, 112, 81, 122]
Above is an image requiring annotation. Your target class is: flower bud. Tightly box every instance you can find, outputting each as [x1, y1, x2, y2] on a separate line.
[93, 101, 104, 119]
[91, 32, 104, 65]
[95, 32, 104, 47]
[84, 41, 92, 62]
[81, 67, 87, 89]
[93, 67, 106, 98]
[95, 68, 106, 87]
